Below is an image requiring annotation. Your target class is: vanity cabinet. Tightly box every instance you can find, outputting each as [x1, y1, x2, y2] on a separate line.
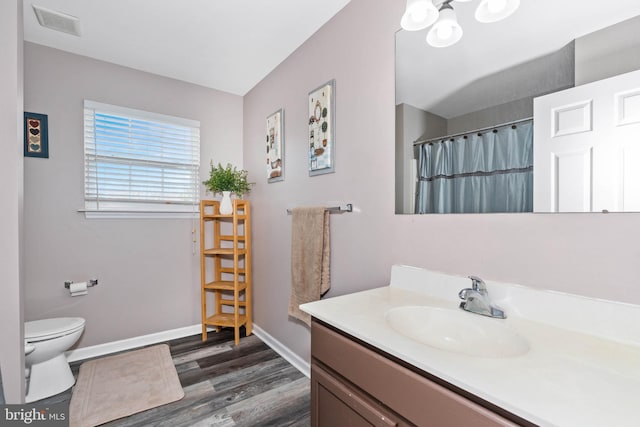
[311, 320, 529, 427]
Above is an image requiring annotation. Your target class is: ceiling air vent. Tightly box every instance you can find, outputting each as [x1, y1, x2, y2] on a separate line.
[32, 4, 81, 37]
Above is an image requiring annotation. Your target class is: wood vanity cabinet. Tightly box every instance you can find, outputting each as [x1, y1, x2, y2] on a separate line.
[311, 320, 530, 427]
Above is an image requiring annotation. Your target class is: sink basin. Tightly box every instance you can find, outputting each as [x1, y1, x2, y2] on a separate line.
[385, 306, 529, 358]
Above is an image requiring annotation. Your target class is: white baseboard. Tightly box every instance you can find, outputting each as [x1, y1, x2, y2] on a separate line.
[252, 324, 310, 378]
[65, 323, 311, 378]
[65, 324, 202, 362]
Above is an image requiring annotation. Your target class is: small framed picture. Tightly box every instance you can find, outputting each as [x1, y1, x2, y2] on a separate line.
[24, 112, 49, 158]
[266, 109, 284, 182]
[308, 79, 335, 176]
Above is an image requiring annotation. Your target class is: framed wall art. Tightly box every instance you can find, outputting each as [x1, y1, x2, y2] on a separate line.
[266, 109, 284, 182]
[24, 112, 49, 158]
[308, 79, 335, 176]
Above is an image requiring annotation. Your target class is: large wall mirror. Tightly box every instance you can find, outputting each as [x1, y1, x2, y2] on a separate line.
[395, 0, 640, 214]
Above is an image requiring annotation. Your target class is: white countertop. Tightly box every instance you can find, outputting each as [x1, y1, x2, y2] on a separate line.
[300, 265, 640, 427]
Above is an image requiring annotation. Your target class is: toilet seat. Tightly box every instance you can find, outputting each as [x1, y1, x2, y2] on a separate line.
[25, 318, 85, 343]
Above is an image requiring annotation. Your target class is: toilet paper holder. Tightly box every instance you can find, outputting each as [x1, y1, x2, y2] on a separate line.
[64, 279, 98, 289]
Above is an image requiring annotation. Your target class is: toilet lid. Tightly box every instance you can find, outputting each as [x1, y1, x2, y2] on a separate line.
[25, 317, 85, 342]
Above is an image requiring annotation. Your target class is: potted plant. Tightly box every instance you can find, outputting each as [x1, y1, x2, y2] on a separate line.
[203, 162, 253, 214]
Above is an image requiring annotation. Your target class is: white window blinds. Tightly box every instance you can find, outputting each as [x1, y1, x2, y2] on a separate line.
[83, 100, 200, 217]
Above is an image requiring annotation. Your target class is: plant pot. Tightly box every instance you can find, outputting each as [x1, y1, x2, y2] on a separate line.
[220, 191, 233, 215]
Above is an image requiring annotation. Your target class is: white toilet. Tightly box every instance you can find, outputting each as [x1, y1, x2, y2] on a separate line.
[24, 317, 85, 403]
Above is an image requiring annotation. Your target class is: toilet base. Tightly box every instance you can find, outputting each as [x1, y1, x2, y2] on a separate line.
[25, 353, 75, 403]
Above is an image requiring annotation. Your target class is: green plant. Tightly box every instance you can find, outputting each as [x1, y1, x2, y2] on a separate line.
[203, 162, 253, 197]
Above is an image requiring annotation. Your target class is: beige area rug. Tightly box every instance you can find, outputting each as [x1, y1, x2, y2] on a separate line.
[69, 344, 184, 427]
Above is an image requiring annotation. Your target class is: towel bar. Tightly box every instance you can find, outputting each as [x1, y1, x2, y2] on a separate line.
[287, 203, 352, 214]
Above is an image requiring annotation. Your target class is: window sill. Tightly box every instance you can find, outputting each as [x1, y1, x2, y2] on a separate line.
[79, 209, 198, 220]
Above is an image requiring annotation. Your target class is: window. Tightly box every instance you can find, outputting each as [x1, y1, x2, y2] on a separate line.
[83, 100, 200, 218]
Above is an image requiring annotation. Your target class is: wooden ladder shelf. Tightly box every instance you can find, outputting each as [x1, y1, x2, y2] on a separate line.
[200, 199, 252, 345]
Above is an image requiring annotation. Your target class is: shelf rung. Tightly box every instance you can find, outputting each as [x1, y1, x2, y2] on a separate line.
[219, 300, 247, 307]
[203, 281, 247, 291]
[203, 248, 247, 256]
[220, 235, 246, 241]
[219, 267, 246, 274]
[204, 313, 247, 328]
[202, 214, 247, 220]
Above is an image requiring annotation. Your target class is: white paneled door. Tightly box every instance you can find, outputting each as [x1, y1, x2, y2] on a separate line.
[534, 69, 640, 212]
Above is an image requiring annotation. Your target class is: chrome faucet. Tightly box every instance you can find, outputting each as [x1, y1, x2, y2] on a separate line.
[458, 276, 506, 319]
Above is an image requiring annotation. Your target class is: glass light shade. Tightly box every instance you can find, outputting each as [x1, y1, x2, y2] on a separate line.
[426, 8, 463, 48]
[475, 0, 520, 23]
[401, 0, 439, 31]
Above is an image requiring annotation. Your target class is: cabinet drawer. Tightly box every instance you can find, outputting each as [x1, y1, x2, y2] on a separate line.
[312, 363, 402, 427]
[311, 321, 525, 427]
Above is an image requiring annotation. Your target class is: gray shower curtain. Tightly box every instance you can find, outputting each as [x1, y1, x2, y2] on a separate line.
[415, 120, 533, 214]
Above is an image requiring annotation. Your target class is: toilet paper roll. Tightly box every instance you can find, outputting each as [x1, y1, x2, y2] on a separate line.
[69, 281, 88, 297]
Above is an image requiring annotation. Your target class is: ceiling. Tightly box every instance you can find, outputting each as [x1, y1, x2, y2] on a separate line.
[23, 0, 351, 96]
[396, 0, 640, 118]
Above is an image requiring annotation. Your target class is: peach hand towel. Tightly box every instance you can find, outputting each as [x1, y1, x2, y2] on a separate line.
[289, 206, 330, 326]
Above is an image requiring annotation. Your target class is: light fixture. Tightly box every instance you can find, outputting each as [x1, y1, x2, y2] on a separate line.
[426, 3, 462, 48]
[401, 0, 439, 31]
[400, 0, 520, 47]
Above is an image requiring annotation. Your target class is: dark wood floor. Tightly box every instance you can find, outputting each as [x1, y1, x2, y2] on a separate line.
[37, 328, 310, 426]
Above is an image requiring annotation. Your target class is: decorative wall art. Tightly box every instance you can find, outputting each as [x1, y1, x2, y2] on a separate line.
[308, 80, 335, 176]
[24, 112, 49, 158]
[266, 109, 284, 182]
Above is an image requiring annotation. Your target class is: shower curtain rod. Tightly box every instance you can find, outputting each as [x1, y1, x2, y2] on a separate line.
[412, 117, 533, 146]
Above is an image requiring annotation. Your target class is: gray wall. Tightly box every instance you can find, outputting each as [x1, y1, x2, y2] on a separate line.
[395, 104, 446, 214]
[23, 43, 244, 348]
[432, 42, 575, 120]
[443, 42, 574, 134]
[0, 0, 25, 404]
[446, 97, 533, 136]
[575, 14, 640, 85]
[243, 0, 640, 364]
